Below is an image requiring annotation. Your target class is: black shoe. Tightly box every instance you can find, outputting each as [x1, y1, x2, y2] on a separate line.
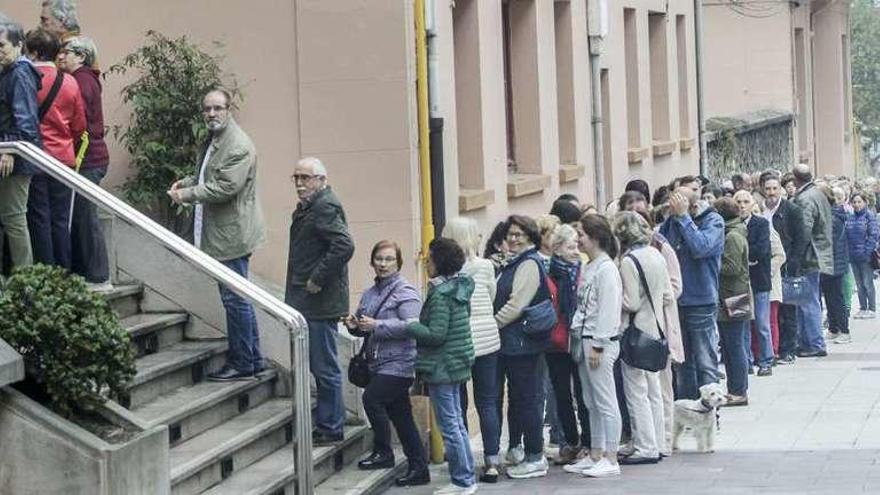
[312, 430, 344, 446]
[619, 455, 660, 465]
[797, 349, 828, 358]
[207, 366, 255, 381]
[479, 464, 500, 483]
[395, 466, 430, 486]
[757, 366, 773, 377]
[358, 451, 395, 470]
[747, 366, 754, 375]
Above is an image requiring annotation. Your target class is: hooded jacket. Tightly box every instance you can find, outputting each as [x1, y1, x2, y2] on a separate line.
[718, 218, 754, 322]
[846, 207, 878, 264]
[0, 57, 42, 175]
[408, 275, 475, 384]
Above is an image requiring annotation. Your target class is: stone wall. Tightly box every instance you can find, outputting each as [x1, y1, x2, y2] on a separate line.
[706, 109, 794, 182]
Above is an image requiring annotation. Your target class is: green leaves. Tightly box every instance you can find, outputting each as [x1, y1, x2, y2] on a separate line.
[853, 0, 880, 165]
[106, 30, 241, 233]
[0, 265, 136, 417]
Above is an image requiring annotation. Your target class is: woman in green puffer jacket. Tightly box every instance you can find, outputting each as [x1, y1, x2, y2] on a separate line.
[407, 238, 477, 492]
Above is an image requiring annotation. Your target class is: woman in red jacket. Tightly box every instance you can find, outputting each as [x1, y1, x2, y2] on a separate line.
[59, 35, 110, 289]
[24, 28, 85, 269]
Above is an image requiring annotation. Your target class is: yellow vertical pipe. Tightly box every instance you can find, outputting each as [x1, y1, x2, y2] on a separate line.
[414, 0, 444, 464]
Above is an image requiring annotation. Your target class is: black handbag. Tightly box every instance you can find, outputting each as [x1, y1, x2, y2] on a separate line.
[619, 254, 669, 373]
[521, 262, 558, 340]
[347, 281, 400, 388]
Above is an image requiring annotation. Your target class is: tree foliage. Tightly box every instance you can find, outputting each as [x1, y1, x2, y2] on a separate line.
[852, 0, 880, 166]
[0, 265, 136, 417]
[106, 31, 240, 233]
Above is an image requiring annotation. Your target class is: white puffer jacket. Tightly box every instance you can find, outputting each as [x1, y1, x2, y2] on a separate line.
[461, 257, 501, 357]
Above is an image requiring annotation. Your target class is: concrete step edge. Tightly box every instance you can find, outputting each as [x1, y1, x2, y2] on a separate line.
[314, 448, 409, 495]
[122, 312, 189, 339]
[130, 340, 227, 388]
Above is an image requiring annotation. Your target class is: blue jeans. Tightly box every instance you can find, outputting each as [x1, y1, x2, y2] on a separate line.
[471, 351, 501, 463]
[498, 353, 544, 461]
[27, 173, 72, 269]
[677, 304, 720, 400]
[752, 292, 774, 368]
[851, 261, 876, 312]
[218, 256, 262, 374]
[309, 318, 344, 436]
[719, 320, 750, 396]
[797, 271, 826, 352]
[430, 383, 476, 488]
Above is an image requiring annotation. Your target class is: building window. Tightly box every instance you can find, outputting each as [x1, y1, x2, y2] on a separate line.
[555, 0, 575, 165]
[649, 12, 670, 143]
[453, 0, 484, 189]
[842, 34, 852, 139]
[624, 8, 641, 150]
[794, 27, 808, 154]
[502, 0, 516, 171]
[675, 14, 690, 139]
[601, 68, 613, 197]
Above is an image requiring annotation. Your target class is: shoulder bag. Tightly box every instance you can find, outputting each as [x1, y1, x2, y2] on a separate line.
[520, 259, 558, 340]
[348, 281, 400, 388]
[619, 254, 670, 372]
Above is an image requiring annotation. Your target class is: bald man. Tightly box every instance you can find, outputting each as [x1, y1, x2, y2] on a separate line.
[790, 164, 832, 357]
[285, 157, 355, 445]
[659, 186, 725, 400]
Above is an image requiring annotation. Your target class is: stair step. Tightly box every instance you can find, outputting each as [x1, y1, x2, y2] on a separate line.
[314, 448, 408, 495]
[122, 312, 188, 357]
[103, 284, 143, 319]
[133, 369, 278, 445]
[199, 424, 371, 495]
[170, 399, 293, 495]
[127, 340, 227, 408]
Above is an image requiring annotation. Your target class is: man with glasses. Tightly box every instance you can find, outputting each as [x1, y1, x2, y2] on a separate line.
[285, 156, 355, 445]
[168, 88, 267, 381]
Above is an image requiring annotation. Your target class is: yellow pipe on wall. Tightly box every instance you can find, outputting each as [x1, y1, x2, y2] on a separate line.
[414, 0, 444, 464]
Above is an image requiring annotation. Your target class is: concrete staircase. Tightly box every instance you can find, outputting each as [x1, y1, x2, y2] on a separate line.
[105, 283, 408, 495]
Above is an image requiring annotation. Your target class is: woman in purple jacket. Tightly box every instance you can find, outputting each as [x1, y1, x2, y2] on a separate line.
[343, 240, 429, 487]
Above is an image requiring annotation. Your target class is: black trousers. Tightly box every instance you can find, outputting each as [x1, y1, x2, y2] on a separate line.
[778, 303, 799, 357]
[546, 351, 591, 448]
[362, 374, 427, 470]
[70, 168, 109, 283]
[821, 273, 850, 334]
[27, 173, 72, 269]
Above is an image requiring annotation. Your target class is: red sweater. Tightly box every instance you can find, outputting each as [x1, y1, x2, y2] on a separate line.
[35, 63, 86, 167]
[72, 66, 109, 169]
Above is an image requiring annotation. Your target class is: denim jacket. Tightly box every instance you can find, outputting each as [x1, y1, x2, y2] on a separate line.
[349, 273, 421, 378]
[0, 58, 42, 175]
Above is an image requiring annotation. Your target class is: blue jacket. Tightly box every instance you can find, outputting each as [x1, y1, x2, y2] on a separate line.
[0, 57, 42, 175]
[659, 208, 725, 307]
[348, 273, 421, 379]
[746, 215, 772, 293]
[494, 248, 551, 356]
[846, 208, 879, 263]
[830, 206, 850, 275]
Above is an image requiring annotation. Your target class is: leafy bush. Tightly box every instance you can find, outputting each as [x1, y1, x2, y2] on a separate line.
[106, 30, 240, 234]
[0, 265, 136, 417]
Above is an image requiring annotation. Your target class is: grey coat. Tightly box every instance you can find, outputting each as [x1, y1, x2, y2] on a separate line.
[794, 182, 834, 275]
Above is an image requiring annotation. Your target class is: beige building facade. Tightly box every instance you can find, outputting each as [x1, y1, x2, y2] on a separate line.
[703, 0, 855, 177]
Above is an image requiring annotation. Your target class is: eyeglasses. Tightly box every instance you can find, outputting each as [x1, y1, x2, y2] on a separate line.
[506, 231, 524, 240]
[202, 105, 228, 113]
[290, 174, 324, 183]
[373, 256, 398, 264]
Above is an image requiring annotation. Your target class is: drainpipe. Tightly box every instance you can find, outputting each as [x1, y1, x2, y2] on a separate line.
[588, 0, 608, 207]
[426, 0, 446, 236]
[694, 0, 708, 177]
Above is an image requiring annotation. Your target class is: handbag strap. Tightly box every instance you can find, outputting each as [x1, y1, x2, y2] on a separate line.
[38, 70, 65, 122]
[358, 278, 404, 355]
[625, 253, 665, 339]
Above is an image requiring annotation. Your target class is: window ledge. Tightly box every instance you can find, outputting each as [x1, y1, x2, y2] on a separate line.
[653, 140, 678, 157]
[459, 188, 495, 212]
[559, 163, 586, 184]
[507, 174, 551, 199]
[627, 147, 648, 164]
[679, 136, 696, 151]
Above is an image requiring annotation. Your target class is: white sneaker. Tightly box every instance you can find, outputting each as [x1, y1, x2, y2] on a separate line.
[506, 458, 548, 479]
[866, 311, 877, 319]
[824, 330, 839, 341]
[834, 334, 852, 344]
[504, 445, 525, 466]
[582, 457, 621, 478]
[86, 281, 114, 292]
[563, 456, 596, 473]
[434, 483, 478, 495]
[854, 310, 868, 320]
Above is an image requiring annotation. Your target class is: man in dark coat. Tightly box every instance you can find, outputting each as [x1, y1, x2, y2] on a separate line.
[760, 171, 807, 364]
[285, 156, 355, 445]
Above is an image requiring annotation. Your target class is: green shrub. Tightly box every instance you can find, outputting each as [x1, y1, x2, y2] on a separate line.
[0, 265, 136, 417]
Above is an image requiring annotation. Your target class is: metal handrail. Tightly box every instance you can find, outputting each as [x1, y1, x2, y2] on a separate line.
[0, 141, 313, 493]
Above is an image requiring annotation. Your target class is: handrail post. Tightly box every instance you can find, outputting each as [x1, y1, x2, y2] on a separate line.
[291, 322, 313, 494]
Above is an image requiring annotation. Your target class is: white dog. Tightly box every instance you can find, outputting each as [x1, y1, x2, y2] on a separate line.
[672, 382, 727, 453]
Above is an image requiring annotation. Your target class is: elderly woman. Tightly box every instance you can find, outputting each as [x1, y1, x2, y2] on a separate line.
[58, 35, 110, 289]
[408, 238, 476, 493]
[343, 240, 428, 486]
[715, 197, 753, 407]
[822, 189, 851, 344]
[614, 212, 672, 465]
[565, 214, 622, 478]
[442, 217, 503, 483]
[493, 215, 553, 479]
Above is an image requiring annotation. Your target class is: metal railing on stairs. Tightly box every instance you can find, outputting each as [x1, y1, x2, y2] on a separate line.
[0, 141, 314, 493]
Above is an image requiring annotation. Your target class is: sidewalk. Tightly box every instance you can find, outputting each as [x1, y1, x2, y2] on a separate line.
[386, 314, 880, 494]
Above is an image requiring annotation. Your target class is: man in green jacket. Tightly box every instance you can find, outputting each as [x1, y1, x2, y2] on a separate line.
[285, 156, 355, 444]
[169, 88, 267, 381]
